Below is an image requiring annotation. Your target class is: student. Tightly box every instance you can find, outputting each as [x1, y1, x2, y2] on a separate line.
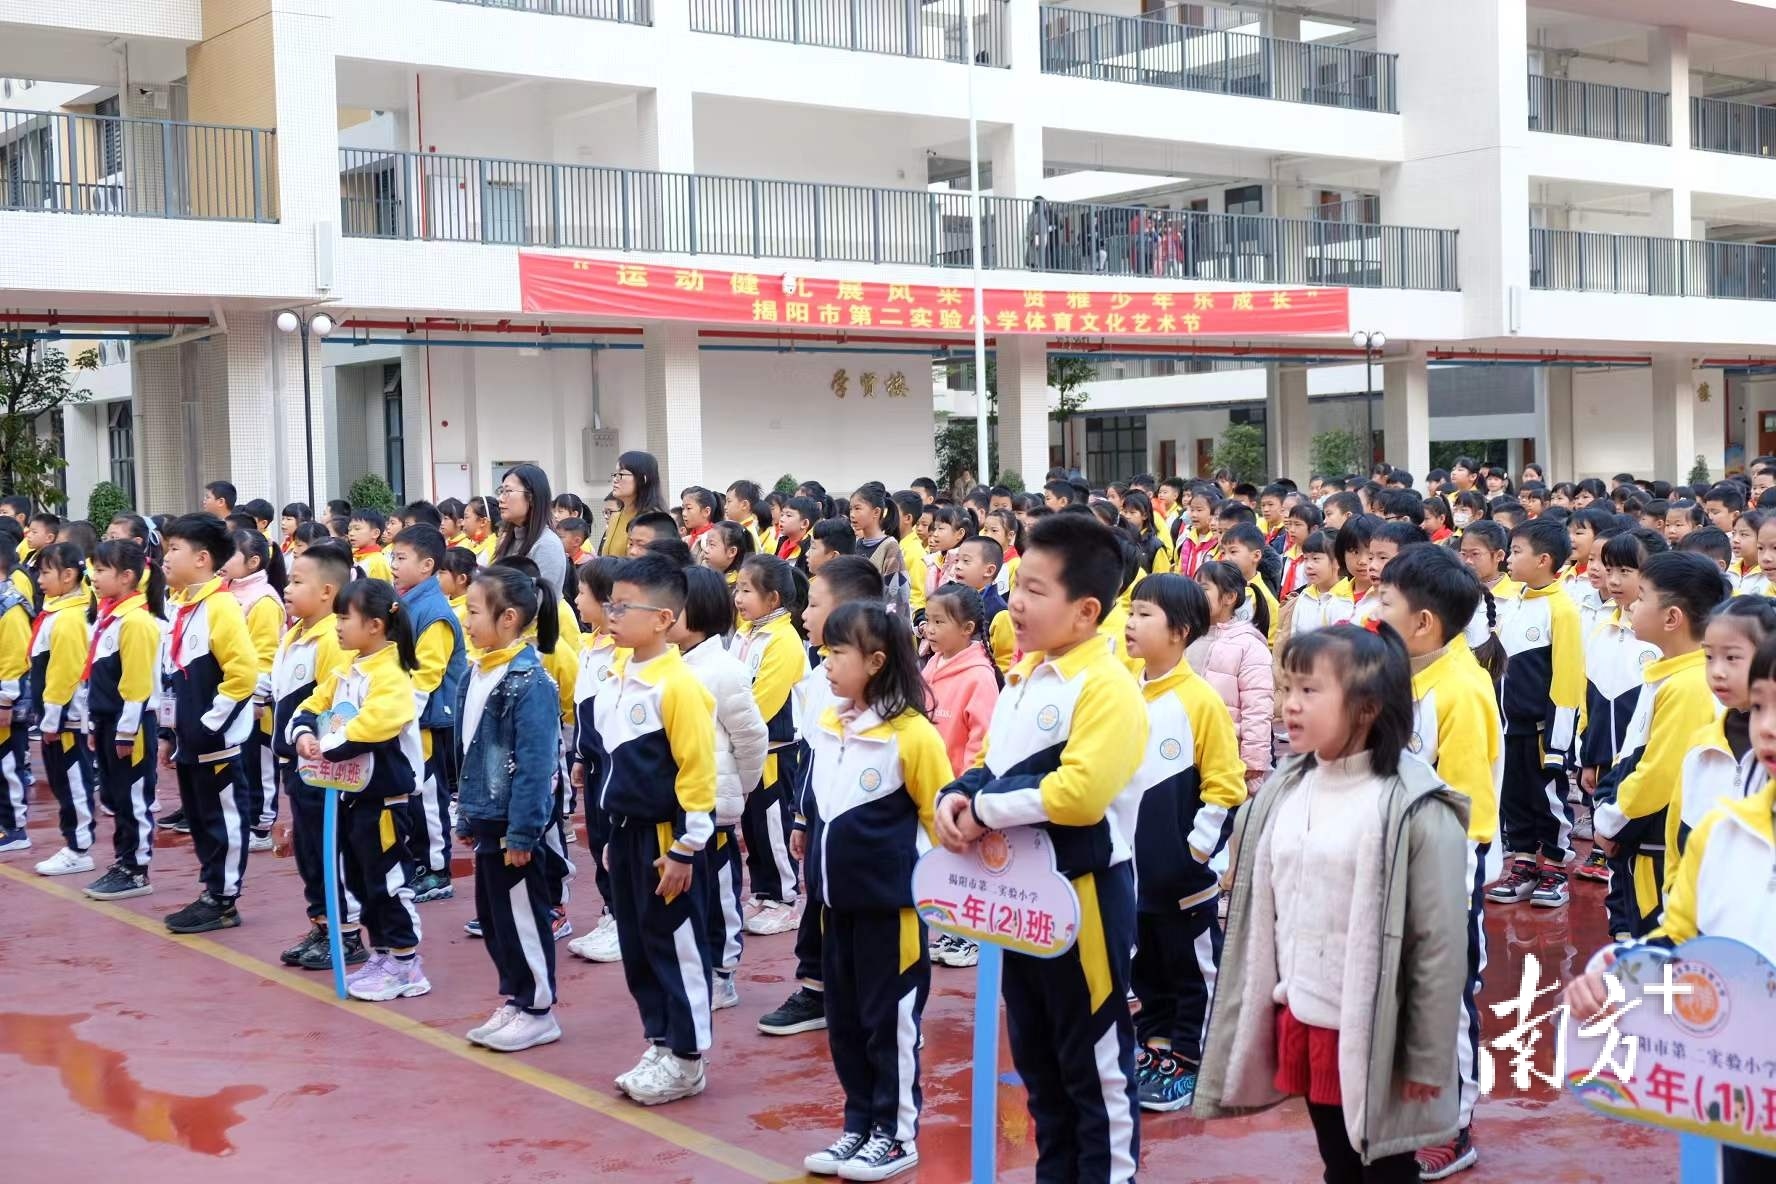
[202, 480, 237, 518]
[1219, 523, 1279, 644]
[1455, 519, 1517, 688]
[1333, 514, 1379, 627]
[1564, 506, 1616, 636]
[625, 510, 680, 558]
[699, 519, 755, 586]
[1191, 562, 1275, 794]
[671, 567, 768, 1010]
[922, 505, 971, 600]
[733, 554, 810, 936]
[850, 487, 909, 618]
[1590, 552, 1728, 936]
[439, 546, 477, 635]
[891, 490, 931, 624]
[981, 508, 1023, 597]
[1422, 495, 1455, 545]
[77, 540, 167, 900]
[451, 565, 570, 1051]
[1322, 491, 1362, 535]
[1283, 530, 1354, 638]
[1195, 625, 1469, 1183]
[436, 498, 467, 551]
[934, 514, 1147, 1184]
[760, 556, 885, 1038]
[348, 508, 394, 583]
[557, 517, 592, 564]
[1120, 490, 1175, 576]
[790, 601, 950, 1180]
[269, 542, 363, 971]
[775, 496, 819, 574]
[1121, 574, 1245, 1112]
[463, 495, 499, 565]
[1278, 502, 1323, 596]
[807, 518, 855, 577]
[594, 555, 718, 1105]
[1750, 513, 1776, 600]
[160, 514, 260, 933]
[0, 541, 30, 852]
[25, 544, 97, 878]
[726, 481, 768, 550]
[1676, 526, 1733, 578]
[949, 535, 1014, 674]
[1176, 486, 1221, 578]
[1730, 509, 1763, 593]
[22, 512, 59, 587]
[390, 524, 470, 904]
[222, 529, 283, 853]
[291, 579, 429, 1002]
[1489, 520, 1585, 909]
[679, 487, 719, 550]
[921, 583, 999, 778]
[1375, 545, 1502, 1179]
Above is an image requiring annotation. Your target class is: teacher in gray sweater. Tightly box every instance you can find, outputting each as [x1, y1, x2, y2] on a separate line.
[494, 462, 569, 595]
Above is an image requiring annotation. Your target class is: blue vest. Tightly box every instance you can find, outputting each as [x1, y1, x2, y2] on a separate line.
[982, 583, 1010, 633]
[401, 574, 468, 731]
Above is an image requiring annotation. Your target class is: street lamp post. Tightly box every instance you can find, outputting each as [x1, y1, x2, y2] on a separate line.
[1352, 329, 1386, 466]
[276, 310, 334, 508]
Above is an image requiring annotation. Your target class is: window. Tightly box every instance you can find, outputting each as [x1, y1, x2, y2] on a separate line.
[382, 364, 406, 503]
[108, 402, 135, 498]
[94, 96, 122, 177]
[1084, 414, 1147, 484]
[46, 409, 66, 502]
[1224, 184, 1264, 215]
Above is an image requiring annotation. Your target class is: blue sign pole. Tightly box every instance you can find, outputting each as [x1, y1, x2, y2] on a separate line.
[971, 942, 1003, 1183]
[1678, 1135, 1715, 1183]
[320, 789, 347, 999]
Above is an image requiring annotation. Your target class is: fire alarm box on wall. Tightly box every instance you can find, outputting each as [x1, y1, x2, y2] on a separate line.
[583, 428, 620, 485]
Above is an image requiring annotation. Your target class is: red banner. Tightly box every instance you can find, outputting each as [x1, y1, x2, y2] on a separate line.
[519, 253, 1349, 338]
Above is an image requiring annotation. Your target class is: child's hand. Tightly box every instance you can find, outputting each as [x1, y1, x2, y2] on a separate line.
[115, 738, 135, 762]
[790, 829, 806, 861]
[1580, 766, 1598, 794]
[1400, 1081, 1442, 1103]
[935, 794, 984, 852]
[655, 855, 692, 898]
[1565, 969, 1614, 1021]
[272, 819, 294, 857]
[570, 764, 585, 791]
[0, 706, 10, 729]
[1595, 835, 1619, 858]
[158, 738, 175, 768]
[506, 848, 532, 868]
[296, 734, 321, 761]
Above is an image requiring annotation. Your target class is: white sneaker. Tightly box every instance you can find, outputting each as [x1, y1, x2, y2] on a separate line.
[745, 900, 800, 936]
[1572, 812, 1594, 841]
[480, 1009, 561, 1053]
[712, 973, 740, 1011]
[623, 1049, 706, 1105]
[615, 1044, 666, 1091]
[0, 830, 31, 854]
[248, 830, 273, 852]
[571, 913, 623, 962]
[938, 937, 979, 968]
[34, 847, 94, 877]
[467, 1004, 521, 1046]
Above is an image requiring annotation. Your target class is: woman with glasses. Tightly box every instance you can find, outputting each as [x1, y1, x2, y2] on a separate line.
[601, 451, 665, 559]
[494, 464, 569, 595]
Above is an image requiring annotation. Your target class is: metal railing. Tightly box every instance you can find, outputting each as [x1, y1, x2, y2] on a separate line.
[341, 148, 1459, 290]
[1314, 195, 1380, 225]
[436, 0, 652, 22]
[689, 0, 1010, 66]
[1, 107, 277, 221]
[1530, 227, 1776, 301]
[1691, 94, 1776, 158]
[1527, 74, 1669, 145]
[1041, 6, 1397, 113]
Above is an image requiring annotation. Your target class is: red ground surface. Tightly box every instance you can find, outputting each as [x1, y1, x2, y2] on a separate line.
[0, 779, 1671, 1182]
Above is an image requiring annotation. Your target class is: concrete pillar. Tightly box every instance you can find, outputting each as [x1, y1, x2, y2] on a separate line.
[1382, 353, 1431, 480]
[1265, 365, 1310, 483]
[132, 341, 185, 512]
[1002, 0, 1042, 73]
[1649, 27, 1690, 154]
[643, 322, 703, 494]
[996, 336, 1050, 487]
[1262, 11, 1303, 40]
[1651, 354, 1698, 484]
[987, 120, 1043, 199]
[1539, 366, 1575, 482]
[637, 86, 695, 174]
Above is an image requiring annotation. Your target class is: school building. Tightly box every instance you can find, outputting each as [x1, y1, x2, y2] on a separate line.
[9, 0, 1776, 517]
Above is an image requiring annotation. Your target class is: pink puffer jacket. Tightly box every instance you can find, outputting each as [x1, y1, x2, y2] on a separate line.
[1187, 619, 1275, 786]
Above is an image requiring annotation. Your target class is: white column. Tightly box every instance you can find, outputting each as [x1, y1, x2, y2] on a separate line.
[1538, 366, 1575, 482]
[644, 322, 703, 494]
[1001, 0, 1042, 73]
[269, 4, 342, 252]
[1383, 353, 1431, 480]
[996, 336, 1049, 487]
[1651, 354, 1698, 483]
[987, 120, 1043, 199]
[1650, 27, 1690, 157]
[1265, 364, 1310, 483]
[637, 86, 695, 174]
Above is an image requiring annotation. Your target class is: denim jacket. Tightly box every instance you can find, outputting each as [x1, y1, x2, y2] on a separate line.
[453, 647, 559, 853]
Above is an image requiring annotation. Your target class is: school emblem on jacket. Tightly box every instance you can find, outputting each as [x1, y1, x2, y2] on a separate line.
[859, 768, 882, 792]
[1407, 733, 1424, 754]
[1159, 738, 1182, 761]
[1037, 704, 1060, 731]
[291, 662, 310, 685]
[1526, 626, 1541, 642]
[629, 702, 647, 725]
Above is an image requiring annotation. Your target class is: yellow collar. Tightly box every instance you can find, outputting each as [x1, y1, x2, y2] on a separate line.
[40, 590, 88, 614]
[475, 641, 527, 672]
[1140, 661, 1201, 701]
[174, 575, 227, 608]
[1645, 648, 1706, 683]
[291, 613, 338, 646]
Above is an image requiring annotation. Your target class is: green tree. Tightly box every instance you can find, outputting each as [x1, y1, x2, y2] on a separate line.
[935, 419, 996, 491]
[997, 469, 1025, 494]
[1310, 429, 1362, 478]
[347, 472, 397, 513]
[773, 473, 799, 495]
[0, 338, 96, 509]
[939, 356, 1091, 489]
[1688, 455, 1712, 485]
[85, 479, 133, 526]
[1213, 422, 1266, 484]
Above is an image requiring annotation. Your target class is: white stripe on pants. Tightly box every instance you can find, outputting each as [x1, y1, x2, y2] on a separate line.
[1456, 840, 1489, 1129]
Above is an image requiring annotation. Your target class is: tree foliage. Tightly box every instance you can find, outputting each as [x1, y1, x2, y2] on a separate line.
[0, 338, 96, 509]
[347, 472, 397, 513]
[773, 473, 799, 495]
[1213, 422, 1266, 484]
[1689, 455, 1712, 485]
[86, 480, 133, 526]
[1310, 429, 1362, 479]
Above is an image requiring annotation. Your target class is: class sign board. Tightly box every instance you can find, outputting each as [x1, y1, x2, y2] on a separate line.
[1567, 936, 1776, 1160]
[296, 705, 371, 794]
[913, 827, 1080, 958]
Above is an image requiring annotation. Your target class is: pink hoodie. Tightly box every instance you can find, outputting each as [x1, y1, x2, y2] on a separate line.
[923, 643, 999, 775]
[1187, 618, 1275, 788]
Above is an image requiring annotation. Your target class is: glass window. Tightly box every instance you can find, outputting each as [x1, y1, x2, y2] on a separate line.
[107, 402, 135, 499]
[1084, 414, 1147, 484]
[94, 96, 122, 177]
[382, 364, 405, 504]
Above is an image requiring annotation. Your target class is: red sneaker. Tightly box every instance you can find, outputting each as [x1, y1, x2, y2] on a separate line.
[1416, 1127, 1477, 1179]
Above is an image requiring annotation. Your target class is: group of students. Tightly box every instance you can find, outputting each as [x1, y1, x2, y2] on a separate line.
[5, 447, 1776, 1184]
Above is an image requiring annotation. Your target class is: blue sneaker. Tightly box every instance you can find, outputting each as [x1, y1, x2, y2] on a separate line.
[1137, 1054, 1196, 1112]
[0, 826, 30, 854]
[464, 917, 483, 938]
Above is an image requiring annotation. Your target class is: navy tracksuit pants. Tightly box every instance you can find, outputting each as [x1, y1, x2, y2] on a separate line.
[177, 756, 251, 901]
[824, 907, 929, 1142]
[609, 817, 711, 1056]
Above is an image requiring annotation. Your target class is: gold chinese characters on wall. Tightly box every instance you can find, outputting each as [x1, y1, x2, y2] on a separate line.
[831, 369, 910, 400]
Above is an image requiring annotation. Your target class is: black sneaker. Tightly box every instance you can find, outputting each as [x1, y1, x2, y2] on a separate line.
[1530, 868, 1571, 909]
[157, 809, 189, 833]
[412, 869, 454, 903]
[298, 927, 368, 970]
[837, 1132, 917, 1181]
[758, 987, 827, 1036]
[165, 891, 240, 934]
[84, 864, 152, 900]
[280, 925, 327, 966]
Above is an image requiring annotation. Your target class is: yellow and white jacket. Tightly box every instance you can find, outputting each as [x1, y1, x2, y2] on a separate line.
[1652, 779, 1776, 958]
[1410, 643, 1503, 845]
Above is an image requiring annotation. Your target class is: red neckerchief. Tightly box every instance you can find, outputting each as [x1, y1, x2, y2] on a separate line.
[1429, 526, 1453, 544]
[82, 596, 122, 680]
[776, 533, 806, 561]
[169, 579, 221, 673]
[687, 523, 713, 544]
[354, 545, 381, 560]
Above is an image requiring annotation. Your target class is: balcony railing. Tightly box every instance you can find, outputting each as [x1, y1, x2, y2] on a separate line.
[1, 107, 277, 221]
[1691, 95, 1776, 158]
[1041, 6, 1397, 113]
[689, 0, 1009, 67]
[1530, 227, 1776, 301]
[437, 0, 652, 22]
[1527, 74, 1669, 145]
[341, 148, 1459, 290]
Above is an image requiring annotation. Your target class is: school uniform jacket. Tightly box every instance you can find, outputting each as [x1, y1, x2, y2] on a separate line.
[1410, 643, 1503, 845]
[735, 611, 809, 787]
[1175, 527, 1218, 578]
[1594, 649, 1714, 857]
[681, 636, 769, 828]
[1580, 609, 1659, 771]
[982, 584, 1016, 674]
[1288, 583, 1354, 635]
[1666, 711, 1750, 889]
[1131, 663, 1245, 912]
[290, 643, 424, 800]
[352, 546, 393, 584]
[82, 593, 160, 746]
[269, 615, 352, 761]
[1462, 575, 1522, 654]
[900, 532, 930, 617]
[230, 571, 283, 733]
[29, 591, 90, 734]
[943, 640, 1148, 879]
[1559, 562, 1607, 639]
[1737, 569, 1771, 598]
[164, 578, 259, 763]
[801, 704, 952, 912]
[1651, 778, 1776, 959]
[588, 647, 717, 861]
[1498, 581, 1585, 766]
[571, 632, 623, 783]
[0, 581, 30, 736]
[1097, 600, 1144, 677]
[787, 649, 834, 816]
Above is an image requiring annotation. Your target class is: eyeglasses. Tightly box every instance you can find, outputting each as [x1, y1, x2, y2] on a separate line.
[497, 486, 525, 498]
[611, 470, 634, 481]
[604, 600, 672, 619]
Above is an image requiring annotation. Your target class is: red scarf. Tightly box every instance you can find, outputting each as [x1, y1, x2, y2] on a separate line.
[82, 596, 124, 680]
[169, 579, 221, 673]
